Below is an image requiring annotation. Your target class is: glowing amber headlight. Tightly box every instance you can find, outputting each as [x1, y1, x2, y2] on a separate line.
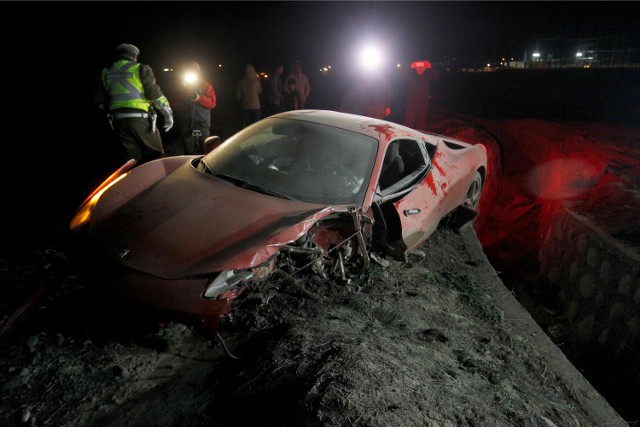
[69, 159, 136, 231]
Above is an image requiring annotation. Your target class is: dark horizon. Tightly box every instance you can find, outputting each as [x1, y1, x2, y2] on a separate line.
[24, 2, 640, 74]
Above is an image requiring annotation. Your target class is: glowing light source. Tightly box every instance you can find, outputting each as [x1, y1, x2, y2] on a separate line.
[69, 174, 128, 230]
[184, 71, 197, 84]
[359, 45, 382, 70]
[70, 159, 136, 230]
[410, 60, 431, 70]
[532, 52, 541, 58]
[410, 60, 432, 75]
[576, 52, 583, 58]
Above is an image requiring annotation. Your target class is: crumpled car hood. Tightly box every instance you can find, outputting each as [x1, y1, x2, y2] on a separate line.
[89, 162, 332, 278]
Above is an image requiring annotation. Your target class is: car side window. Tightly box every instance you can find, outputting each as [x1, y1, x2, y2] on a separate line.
[379, 139, 428, 192]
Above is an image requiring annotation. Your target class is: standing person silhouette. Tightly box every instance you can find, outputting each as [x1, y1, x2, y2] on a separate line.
[266, 64, 284, 116]
[173, 61, 217, 154]
[404, 60, 439, 131]
[99, 43, 173, 165]
[236, 64, 263, 128]
[283, 60, 310, 109]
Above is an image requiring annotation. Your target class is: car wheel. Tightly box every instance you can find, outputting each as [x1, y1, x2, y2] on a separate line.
[463, 171, 483, 210]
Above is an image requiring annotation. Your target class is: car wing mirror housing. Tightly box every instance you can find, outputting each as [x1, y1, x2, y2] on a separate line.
[205, 136, 221, 154]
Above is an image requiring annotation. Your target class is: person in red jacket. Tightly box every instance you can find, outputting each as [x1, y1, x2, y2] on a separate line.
[174, 61, 217, 154]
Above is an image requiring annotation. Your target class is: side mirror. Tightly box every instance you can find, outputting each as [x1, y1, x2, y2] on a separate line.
[204, 136, 221, 154]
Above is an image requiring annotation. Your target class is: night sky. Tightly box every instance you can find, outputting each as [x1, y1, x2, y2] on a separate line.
[23, 1, 640, 74]
[17, 2, 640, 125]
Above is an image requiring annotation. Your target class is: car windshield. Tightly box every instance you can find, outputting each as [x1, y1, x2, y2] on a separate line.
[200, 117, 378, 205]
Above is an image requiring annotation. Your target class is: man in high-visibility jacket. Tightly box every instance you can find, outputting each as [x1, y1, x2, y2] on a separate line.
[99, 43, 174, 165]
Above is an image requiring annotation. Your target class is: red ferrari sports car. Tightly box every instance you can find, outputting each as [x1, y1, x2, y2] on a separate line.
[70, 110, 487, 334]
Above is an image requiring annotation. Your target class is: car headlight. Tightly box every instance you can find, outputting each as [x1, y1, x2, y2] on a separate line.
[69, 159, 136, 231]
[203, 270, 253, 299]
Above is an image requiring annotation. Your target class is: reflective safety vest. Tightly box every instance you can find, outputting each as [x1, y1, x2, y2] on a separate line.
[102, 60, 151, 111]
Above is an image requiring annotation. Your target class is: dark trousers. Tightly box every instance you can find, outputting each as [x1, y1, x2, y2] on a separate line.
[180, 128, 210, 155]
[113, 117, 164, 165]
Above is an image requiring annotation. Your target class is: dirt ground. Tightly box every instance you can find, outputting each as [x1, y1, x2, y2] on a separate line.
[0, 221, 626, 426]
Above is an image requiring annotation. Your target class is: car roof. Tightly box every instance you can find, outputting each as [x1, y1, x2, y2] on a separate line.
[270, 110, 472, 150]
[272, 109, 377, 128]
[271, 109, 419, 141]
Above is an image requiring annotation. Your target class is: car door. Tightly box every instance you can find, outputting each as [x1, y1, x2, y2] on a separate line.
[377, 138, 448, 250]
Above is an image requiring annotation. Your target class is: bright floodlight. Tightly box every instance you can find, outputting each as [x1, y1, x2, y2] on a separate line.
[184, 71, 197, 84]
[360, 46, 382, 70]
[576, 52, 583, 57]
[532, 52, 541, 58]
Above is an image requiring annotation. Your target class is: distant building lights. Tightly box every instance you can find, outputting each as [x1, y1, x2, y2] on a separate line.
[576, 52, 583, 57]
[532, 52, 541, 58]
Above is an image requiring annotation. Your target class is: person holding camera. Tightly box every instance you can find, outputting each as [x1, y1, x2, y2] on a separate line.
[174, 61, 217, 155]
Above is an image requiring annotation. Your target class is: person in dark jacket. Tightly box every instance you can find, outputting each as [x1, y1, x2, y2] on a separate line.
[98, 43, 174, 165]
[266, 64, 284, 116]
[173, 61, 217, 154]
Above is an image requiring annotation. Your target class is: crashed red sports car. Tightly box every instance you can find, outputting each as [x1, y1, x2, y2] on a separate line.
[70, 110, 487, 334]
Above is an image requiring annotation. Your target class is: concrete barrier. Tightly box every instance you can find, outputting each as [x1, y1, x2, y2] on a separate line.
[538, 207, 640, 356]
